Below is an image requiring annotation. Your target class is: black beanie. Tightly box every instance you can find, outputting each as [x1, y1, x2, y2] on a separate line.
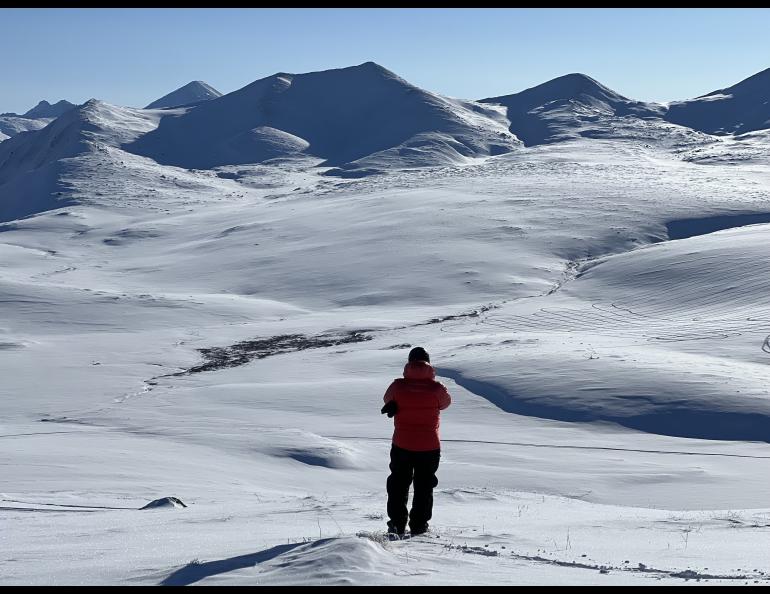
[408, 347, 430, 363]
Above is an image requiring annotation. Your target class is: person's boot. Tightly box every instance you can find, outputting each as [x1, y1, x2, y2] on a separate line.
[409, 523, 429, 536]
[387, 521, 405, 537]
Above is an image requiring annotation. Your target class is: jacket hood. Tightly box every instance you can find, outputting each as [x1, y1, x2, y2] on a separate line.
[403, 361, 436, 380]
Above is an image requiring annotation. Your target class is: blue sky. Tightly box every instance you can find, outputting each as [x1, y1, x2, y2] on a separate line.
[3, 8, 770, 114]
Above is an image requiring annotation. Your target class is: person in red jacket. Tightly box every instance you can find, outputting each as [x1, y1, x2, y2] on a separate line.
[381, 346, 451, 536]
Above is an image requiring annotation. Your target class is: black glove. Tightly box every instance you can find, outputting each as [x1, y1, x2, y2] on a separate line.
[381, 400, 398, 418]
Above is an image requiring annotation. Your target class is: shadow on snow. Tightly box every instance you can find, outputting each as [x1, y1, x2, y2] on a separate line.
[160, 542, 306, 586]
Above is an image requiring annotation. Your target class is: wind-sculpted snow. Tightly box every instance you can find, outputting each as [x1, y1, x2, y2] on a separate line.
[444, 222, 770, 442]
[127, 62, 520, 170]
[161, 538, 402, 586]
[264, 431, 364, 469]
[239, 537, 402, 586]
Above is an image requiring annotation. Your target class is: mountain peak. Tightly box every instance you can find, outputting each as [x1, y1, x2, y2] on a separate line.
[484, 72, 630, 109]
[357, 61, 391, 73]
[127, 62, 519, 170]
[547, 72, 622, 97]
[550, 72, 602, 85]
[22, 99, 77, 119]
[352, 61, 402, 80]
[145, 81, 223, 110]
[480, 73, 660, 146]
[301, 61, 400, 80]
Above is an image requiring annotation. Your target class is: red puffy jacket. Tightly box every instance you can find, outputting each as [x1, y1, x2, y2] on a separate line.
[383, 361, 451, 452]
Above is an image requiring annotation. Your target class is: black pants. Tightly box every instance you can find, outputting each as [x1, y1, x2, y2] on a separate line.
[386, 444, 441, 533]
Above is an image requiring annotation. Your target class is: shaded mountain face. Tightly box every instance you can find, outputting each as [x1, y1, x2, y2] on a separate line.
[22, 100, 77, 119]
[664, 68, 770, 135]
[145, 81, 223, 109]
[481, 73, 664, 146]
[127, 62, 520, 170]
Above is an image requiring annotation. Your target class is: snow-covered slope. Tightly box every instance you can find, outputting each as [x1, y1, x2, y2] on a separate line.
[441, 219, 770, 442]
[0, 100, 166, 221]
[145, 80, 223, 109]
[0, 114, 50, 140]
[0, 100, 76, 142]
[128, 62, 520, 171]
[675, 128, 770, 165]
[4, 139, 770, 584]
[666, 68, 770, 135]
[480, 73, 668, 146]
[4, 65, 770, 586]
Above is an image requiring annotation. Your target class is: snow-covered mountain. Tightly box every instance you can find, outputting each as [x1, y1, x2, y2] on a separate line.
[144, 80, 223, 109]
[0, 99, 165, 221]
[480, 73, 667, 145]
[0, 60, 515, 219]
[665, 67, 770, 135]
[128, 62, 520, 171]
[22, 99, 77, 119]
[0, 99, 164, 178]
[0, 99, 76, 141]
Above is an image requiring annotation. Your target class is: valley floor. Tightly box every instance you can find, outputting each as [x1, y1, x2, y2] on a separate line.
[3, 139, 770, 585]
